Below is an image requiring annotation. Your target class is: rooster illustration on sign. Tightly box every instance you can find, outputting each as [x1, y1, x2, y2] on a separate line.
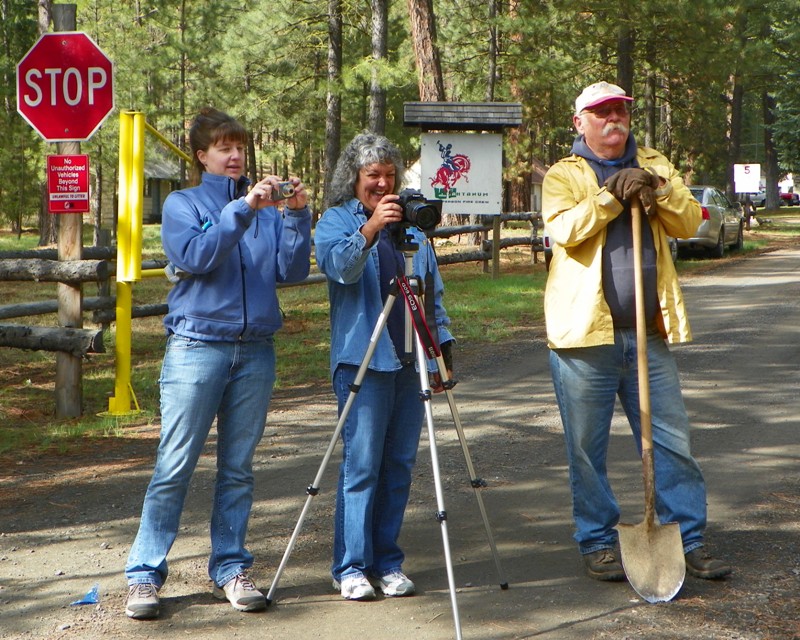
[430, 141, 471, 196]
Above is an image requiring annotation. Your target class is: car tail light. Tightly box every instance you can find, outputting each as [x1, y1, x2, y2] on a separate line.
[701, 206, 710, 220]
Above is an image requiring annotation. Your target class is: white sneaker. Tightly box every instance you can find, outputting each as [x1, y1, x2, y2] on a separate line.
[374, 571, 415, 597]
[332, 575, 376, 601]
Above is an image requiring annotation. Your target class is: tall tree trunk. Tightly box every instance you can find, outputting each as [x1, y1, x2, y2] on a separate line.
[37, 0, 50, 33]
[661, 80, 674, 163]
[727, 74, 744, 198]
[506, 0, 529, 214]
[643, 37, 656, 148]
[484, 0, 498, 102]
[323, 0, 342, 211]
[643, 70, 656, 148]
[244, 59, 256, 182]
[369, 0, 387, 134]
[762, 90, 780, 209]
[93, 148, 103, 245]
[405, 0, 445, 101]
[179, 0, 188, 185]
[616, 25, 634, 95]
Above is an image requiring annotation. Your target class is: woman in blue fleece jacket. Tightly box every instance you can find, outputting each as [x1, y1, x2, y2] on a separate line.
[124, 108, 311, 620]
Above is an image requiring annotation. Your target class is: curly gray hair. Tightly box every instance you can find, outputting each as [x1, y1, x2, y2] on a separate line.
[327, 132, 405, 207]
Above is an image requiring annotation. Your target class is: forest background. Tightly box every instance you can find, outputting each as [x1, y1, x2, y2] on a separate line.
[1, 0, 800, 243]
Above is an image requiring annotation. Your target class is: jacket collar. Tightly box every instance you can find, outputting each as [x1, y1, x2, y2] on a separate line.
[200, 172, 251, 203]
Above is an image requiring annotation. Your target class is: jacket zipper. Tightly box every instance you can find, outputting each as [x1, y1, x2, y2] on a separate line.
[238, 243, 247, 340]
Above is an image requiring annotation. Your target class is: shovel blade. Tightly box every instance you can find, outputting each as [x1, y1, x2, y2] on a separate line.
[617, 520, 685, 603]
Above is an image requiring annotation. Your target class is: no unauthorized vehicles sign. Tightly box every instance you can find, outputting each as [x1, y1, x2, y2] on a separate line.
[47, 155, 90, 213]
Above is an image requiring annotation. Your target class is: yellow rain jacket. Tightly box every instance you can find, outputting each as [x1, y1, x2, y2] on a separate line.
[542, 146, 702, 349]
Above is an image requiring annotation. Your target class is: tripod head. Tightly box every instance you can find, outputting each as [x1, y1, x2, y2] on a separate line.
[389, 222, 420, 253]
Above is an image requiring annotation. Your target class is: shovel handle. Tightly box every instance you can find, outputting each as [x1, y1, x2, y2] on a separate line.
[631, 198, 656, 523]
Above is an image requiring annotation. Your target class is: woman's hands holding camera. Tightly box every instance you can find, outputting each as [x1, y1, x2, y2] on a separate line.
[245, 176, 307, 211]
[360, 194, 403, 245]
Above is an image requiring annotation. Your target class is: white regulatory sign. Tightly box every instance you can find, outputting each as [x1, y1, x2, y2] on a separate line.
[733, 164, 761, 193]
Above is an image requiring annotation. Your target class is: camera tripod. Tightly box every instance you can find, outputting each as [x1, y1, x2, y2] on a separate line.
[266, 239, 507, 640]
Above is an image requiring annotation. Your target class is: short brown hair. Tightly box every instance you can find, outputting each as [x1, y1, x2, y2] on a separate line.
[188, 107, 248, 185]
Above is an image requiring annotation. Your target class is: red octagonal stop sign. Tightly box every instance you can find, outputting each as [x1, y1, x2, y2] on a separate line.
[16, 32, 115, 142]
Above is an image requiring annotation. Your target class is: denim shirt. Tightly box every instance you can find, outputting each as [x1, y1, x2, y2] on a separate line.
[314, 197, 454, 377]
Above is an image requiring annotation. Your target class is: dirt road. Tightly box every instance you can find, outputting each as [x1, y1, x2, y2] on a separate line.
[1, 248, 799, 639]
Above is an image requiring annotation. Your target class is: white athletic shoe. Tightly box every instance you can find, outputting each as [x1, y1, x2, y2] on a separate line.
[332, 575, 376, 601]
[373, 571, 415, 597]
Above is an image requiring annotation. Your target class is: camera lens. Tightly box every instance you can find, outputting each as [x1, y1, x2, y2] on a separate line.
[405, 202, 441, 231]
[396, 188, 442, 231]
[278, 183, 295, 198]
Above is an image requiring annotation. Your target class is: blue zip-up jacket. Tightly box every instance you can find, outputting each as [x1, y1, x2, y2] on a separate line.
[161, 172, 312, 341]
[314, 197, 454, 377]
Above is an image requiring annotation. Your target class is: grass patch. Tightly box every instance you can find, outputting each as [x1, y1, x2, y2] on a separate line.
[0, 231, 40, 252]
[440, 260, 545, 343]
[751, 211, 800, 237]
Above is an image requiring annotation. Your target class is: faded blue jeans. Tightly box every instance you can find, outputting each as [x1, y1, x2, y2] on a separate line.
[125, 335, 276, 589]
[549, 328, 707, 556]
[331, 363, 424, 583]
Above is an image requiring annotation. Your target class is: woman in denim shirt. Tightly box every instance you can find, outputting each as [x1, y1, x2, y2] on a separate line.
[315, 132, 454, 601]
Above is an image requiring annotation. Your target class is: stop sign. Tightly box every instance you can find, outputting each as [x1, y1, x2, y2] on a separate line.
[16, 32, 114, 142]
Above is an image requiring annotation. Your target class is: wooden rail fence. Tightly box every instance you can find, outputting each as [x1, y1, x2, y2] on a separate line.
[0, 212, 543, 355]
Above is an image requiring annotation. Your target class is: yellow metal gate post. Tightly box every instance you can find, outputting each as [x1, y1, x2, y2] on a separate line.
[105, 111, 144, 415]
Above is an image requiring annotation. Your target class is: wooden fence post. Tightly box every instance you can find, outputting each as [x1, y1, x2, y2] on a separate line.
[53, 4, 83, 418]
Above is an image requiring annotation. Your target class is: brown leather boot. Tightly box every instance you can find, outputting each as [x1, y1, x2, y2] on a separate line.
[582, 548, 626, 581]
[685, 548, 732, 579]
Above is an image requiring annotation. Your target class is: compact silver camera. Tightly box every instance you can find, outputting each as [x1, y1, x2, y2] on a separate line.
[273, 181, 295, 200]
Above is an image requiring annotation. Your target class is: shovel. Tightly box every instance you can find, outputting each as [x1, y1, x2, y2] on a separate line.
[616, 197, 686, 603]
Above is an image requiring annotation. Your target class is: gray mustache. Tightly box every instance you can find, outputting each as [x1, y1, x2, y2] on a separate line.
[602, 123, 629, 136]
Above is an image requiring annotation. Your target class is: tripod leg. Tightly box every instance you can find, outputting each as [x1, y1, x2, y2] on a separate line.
[266, 292, 398, 605]
[435, 354, 509, 590]
[415, 337, 463, 640]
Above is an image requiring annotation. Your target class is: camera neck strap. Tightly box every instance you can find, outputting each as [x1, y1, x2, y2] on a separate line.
[424, 271, 438, 348]
[396, 273, 440, 360]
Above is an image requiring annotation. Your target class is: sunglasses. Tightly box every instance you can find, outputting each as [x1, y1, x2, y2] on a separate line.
[583, 102, 631, 118]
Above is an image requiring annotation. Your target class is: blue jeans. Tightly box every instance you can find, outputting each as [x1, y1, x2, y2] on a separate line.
[125, 335, 276, 588]
[549, 329, 706, 555]
[331, 363, 424, 583]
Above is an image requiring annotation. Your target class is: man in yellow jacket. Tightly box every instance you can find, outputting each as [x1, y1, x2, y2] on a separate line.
[542, 81, 731, 582]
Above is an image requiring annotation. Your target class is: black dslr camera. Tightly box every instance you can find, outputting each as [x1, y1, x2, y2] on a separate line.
[396, 188, 442, 231]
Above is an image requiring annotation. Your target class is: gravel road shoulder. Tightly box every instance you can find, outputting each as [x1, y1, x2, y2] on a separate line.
[1, 245, 799, 640]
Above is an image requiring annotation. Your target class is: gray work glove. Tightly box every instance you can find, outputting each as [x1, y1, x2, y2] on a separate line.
[604, 168, 660, 213]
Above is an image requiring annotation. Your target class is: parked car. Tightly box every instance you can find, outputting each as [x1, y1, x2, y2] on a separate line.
[751, 189, 798, 207]
[751, 190, 768, 207]
[677, 185, 744, 258]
